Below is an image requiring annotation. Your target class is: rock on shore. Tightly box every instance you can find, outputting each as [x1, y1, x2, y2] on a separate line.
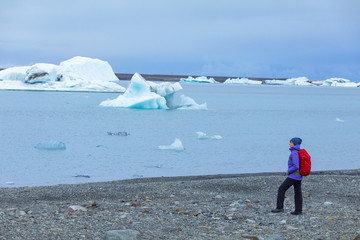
[0, 170, 359, 239]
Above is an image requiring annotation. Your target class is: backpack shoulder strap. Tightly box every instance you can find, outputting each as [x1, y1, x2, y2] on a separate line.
[289, 150, 300, 175]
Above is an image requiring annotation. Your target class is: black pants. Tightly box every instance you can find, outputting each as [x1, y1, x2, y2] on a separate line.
[276, 177, 302, 212]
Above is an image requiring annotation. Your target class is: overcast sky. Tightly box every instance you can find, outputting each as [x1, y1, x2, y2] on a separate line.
[1, 0, 359, 81]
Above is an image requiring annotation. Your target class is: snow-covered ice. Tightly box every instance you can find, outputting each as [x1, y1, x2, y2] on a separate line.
[0, 57, 125, 92]
[224, 78, 262, 85]
[158, 138, 185, 151]
[180, 76, 218, 83]
[196, 132, 223, 140]
[100, 73, 207, 110]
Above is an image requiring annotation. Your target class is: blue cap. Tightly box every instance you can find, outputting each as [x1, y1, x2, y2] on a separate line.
[290, 137, 302, 145]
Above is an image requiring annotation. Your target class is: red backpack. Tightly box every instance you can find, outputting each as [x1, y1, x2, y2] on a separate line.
[298, 149, 311, 176]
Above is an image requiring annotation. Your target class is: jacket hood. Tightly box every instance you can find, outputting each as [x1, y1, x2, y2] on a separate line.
[289, 145, 301, 151]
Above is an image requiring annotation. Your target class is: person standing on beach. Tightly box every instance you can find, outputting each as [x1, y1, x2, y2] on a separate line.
[271, 137, 303, 215]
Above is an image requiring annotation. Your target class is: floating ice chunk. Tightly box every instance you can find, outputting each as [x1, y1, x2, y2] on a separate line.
[158, 138, 185, 151]
[73, 174, 91, 178]
[323, 78, 358, 87]
[336, 118, 344, 122]
[196, 132, 223, 140]
[178, 95, 207, 110]
[196, 131, 209, 139]
[34, 140, 66, 150]
[211, 135, 223, 140]
[100, 73, 169, 109]
[180, 76, 218, 83]
[224, 78, 262, 85]
[100, 73, 206, 110]
[264, 77, 313, 86]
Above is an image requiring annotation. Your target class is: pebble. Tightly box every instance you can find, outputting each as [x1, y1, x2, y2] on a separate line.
[246, 219, 256, 224]
[280, 220, 287, 224]
[0, 170, 358, 239]
[68, 205, 87, 212]
[103, 229, 141, 240]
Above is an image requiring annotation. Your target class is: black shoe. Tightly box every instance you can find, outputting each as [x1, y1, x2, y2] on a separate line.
[290, 211, 302, 215]
[271, 208, 284, 213]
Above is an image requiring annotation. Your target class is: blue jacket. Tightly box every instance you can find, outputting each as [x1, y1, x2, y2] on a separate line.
[288, 145, 302, 181]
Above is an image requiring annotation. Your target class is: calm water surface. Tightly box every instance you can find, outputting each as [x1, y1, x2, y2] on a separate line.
[1, 83, 359, 187]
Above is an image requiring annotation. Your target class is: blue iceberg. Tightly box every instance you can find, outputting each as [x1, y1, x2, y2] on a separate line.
[100, 73, 207, 110]
[34, 140, 66, 150]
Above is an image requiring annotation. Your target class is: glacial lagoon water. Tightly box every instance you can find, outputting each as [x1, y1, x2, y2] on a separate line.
[1, 83, 359, 187]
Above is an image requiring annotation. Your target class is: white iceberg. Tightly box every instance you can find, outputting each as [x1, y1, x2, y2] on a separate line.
[336, 118, 344, 122]
[0, 56, 126, 92]
[180, 76, 218, 83]
[264, 77, 313, 86]
[224, 77, 262, 85]
[158, 138, 185, 151]
[100, 73, 207, 110]
[34, 140, 66, 150]
[322, 78, 358, 87]
[196, 131, 223, 140]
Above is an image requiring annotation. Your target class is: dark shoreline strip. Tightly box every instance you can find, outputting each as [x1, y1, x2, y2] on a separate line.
[3, 169, 357, 189]
[117, 169, 360, 185]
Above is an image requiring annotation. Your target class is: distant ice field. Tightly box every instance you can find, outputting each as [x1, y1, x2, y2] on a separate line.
[0, 83, 359, 187]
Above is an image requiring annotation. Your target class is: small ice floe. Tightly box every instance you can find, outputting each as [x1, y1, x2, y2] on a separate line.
[73, 174, 90, 178]
[158, 138, 185, 151]
[335, 118, 344, 122]
[107, 131, 130, 136]
[196, 132, 223, 140]
[224, 77, 262, 85]
[34, 140, 66, 150]
[180, 76, 218, 84]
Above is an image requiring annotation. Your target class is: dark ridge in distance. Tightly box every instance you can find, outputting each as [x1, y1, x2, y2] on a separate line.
[115, 73, 287, 83]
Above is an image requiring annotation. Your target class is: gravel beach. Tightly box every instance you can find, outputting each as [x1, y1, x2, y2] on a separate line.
[1, 169, 359, 240]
